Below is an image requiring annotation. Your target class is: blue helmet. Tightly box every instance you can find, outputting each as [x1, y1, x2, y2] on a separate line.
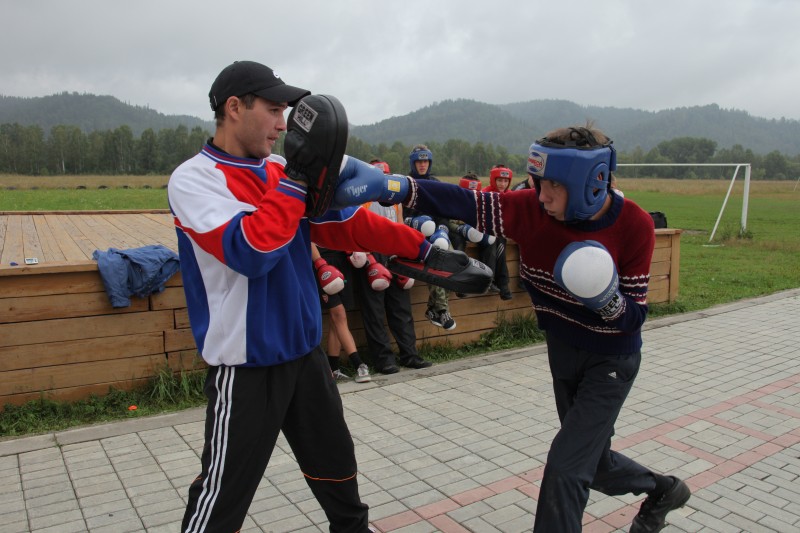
[409, 147, 433, 177]
[527, 136, 616, 221]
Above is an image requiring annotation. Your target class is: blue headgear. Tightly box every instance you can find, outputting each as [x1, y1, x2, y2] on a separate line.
[527, 132, 616, 221]
[409, 147, 433, 176]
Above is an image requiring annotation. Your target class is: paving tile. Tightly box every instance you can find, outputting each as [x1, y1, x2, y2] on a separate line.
[0, 292, 799, 532]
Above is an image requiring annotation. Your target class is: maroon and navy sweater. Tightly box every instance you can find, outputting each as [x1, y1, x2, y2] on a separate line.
[405, 180, 655, 355]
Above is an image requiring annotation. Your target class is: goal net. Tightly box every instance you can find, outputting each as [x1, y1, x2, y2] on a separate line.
[615, 163, 752, 242]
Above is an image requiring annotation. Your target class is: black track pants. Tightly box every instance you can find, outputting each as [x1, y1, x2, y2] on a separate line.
[182, 347, 369, 532]
[533, 335, 656, 532]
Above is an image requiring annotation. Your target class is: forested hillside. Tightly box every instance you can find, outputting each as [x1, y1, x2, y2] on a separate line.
[1, 92, 799, 179]
[351, 99, 800, 156]
[0, 93, 214, 136]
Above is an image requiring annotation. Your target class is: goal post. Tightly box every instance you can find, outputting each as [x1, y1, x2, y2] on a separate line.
[615, 163, 752, 242]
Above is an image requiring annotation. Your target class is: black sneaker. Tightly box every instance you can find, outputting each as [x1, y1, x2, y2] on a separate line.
[376, 364, 399, 375]
[425, 308, 456, 330]
[400, 356, 432, 369]
[630, 476, 691, 533]
[438, 310, 456, 330]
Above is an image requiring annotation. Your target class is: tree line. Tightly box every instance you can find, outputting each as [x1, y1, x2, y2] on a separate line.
[1, 122, 798, 181]
[0, 123, 207, 176]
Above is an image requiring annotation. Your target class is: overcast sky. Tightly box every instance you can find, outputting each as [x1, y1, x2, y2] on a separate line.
[3, 0, 798, 127]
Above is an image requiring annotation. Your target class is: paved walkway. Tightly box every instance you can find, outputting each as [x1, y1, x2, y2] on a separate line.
[2, 289, 799, 533]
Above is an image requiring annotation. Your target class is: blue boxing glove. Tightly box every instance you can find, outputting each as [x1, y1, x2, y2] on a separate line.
[553, 240, 625, 319]
[405, 215, 436, 237]
[456, 223, 496, 246]
[330, 156, 409, 209]
[429, 224, 451, 249]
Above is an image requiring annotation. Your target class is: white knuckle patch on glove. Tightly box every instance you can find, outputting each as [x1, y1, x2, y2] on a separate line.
[558, 245, 617, 299]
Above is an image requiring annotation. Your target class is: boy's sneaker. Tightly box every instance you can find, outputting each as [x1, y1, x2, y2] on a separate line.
[332, 369, 350, 381]
[630, 476, 691, 533]
[426, 308, 456, 330]
[355, 364, 372, 383]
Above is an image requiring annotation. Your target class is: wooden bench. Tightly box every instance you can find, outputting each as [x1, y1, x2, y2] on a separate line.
[0, 211, 681, 408]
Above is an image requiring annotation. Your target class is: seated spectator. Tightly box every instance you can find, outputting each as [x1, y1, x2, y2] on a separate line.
[347, 161, 432, 373]
[311, 243, 371, 383]
[481, 165, 514, 300]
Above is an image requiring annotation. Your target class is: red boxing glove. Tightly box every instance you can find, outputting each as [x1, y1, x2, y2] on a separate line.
[314, 258, 345, 295]
[394, 274, 414, 290]
[365, 254, 392, 291]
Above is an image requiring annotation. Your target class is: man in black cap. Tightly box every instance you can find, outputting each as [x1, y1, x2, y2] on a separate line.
[171, 60, 378, 533]
[171, 59, 492, 532]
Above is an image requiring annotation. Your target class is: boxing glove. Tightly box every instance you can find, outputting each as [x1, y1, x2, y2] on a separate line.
[348, 251, 368, 269]
[331, 156, 409, 209]
[394, 274, 414, 290]
[405, 215, 436, 237]
[553, 240, 624, 319]
[429, 225, 451, 250]
[313, 257, 345, 295]
[456, 223, 496, 246]
[365, 254, 392, 291]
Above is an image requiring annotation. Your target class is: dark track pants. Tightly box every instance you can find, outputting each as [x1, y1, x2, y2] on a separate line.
[533, 335, 656, 532]
[182, 347, 369, 533]
[353, 264, 418, 369]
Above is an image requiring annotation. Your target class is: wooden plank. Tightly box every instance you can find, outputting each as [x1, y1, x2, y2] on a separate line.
[21, 215, 44, 262]
[151, 286, 187, 310]
[0, 214, 6, 259]
[0, 378, 152, 408]
[668, 232, 681, 302]
[0, 353, 167, 396]
[33, 214, 66, 262]
[43, 214, 90, 261]
[654, 234, 672, 249]
[0, 332, 164, 371]
[122, 213, 178, 249]
[0, 291, 148, 324]
[57, 215, 104, 259]
[0, 214, 23, 265]
[651, 246, 671, 263]
[649, 261, 671, 277]
[175, 308, 191, 329]
[0, 270, 104, 298]
[164, 328, 197, 352]
[164, 273, 183, 287]
[166, 350, 206, 373]
[0, 310, 174, 348]
[99, 213, 155, 250]
[71, 214, 115, 254]
[648, 286, 668, 304]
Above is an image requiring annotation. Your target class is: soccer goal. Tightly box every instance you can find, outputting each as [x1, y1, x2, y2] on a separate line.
[615, 163, 752, 242]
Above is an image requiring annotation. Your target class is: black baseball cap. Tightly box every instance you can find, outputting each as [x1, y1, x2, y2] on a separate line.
[208, 60, 311, 111]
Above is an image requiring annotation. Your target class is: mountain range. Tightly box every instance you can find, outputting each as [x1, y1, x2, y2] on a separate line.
[2, 92, 799, 156]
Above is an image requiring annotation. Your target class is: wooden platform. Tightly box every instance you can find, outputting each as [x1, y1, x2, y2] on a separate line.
[0, 210, 177, 267]
[0, 211, 681, 408]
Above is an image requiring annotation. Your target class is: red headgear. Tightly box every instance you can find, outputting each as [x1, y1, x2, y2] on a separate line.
[458, 174, 482, 191]
[372, 161, 391, 174]
[490, 165, 513, 182]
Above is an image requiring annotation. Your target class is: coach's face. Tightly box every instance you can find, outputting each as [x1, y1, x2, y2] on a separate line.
[236, 97, 288, 159]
